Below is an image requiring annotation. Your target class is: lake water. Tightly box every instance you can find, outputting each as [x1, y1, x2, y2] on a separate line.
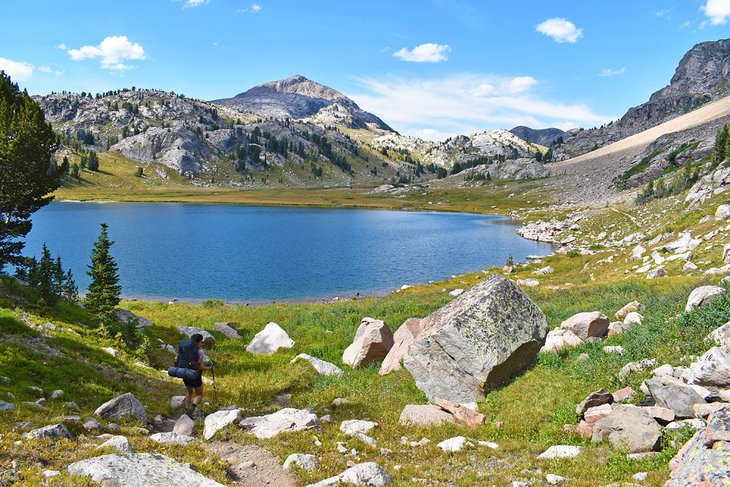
[23, 202, 554, 302]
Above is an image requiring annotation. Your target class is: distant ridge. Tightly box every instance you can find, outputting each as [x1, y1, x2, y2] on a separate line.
[509, 126, 571, 147]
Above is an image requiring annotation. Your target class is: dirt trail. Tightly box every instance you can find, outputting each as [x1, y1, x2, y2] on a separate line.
[205, 441, 297, 487]
[545, 95, 730, 204]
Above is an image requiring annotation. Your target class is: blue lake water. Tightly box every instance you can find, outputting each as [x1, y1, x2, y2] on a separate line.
[22, 202, 554, 302]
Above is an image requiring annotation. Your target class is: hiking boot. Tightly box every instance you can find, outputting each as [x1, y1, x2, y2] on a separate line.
[185, 406, 195, 418]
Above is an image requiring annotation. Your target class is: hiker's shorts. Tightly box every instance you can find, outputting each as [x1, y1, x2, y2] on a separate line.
[183, 372, 203, 388]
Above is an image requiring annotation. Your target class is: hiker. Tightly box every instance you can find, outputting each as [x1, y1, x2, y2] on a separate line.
[176, 333, 213, 417]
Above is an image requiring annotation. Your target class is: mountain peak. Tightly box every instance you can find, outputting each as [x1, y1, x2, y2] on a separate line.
[213, 75, 393, 131]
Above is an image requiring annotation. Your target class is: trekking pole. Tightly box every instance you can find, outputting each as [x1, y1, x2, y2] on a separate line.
[210, 359, 219, 409]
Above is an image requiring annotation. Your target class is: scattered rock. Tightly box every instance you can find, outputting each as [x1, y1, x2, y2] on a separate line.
[399, 405, 454, 427]
[694, 402, 729, 419]
[630, 246, 647, 261]
[307, 462, 393, 486]
[43, 470, 60, 478]
[107, 423, 120, 433]
[665, 418, 706, 431]
[403, 275, 548, 403]
[213, 322, 241, 340]
[170, 396, 186, 409]
[645, 377, 707, 418]
[94, 392, 147, 424]
[115, 308, 153, 328]
[332, 398, 351, 407]
[433, 398, 485, 428]
[0, 376, 9, 384]
[50, 390, 64, 400]
[705, 405, 730, 443]
[624, 312, 643, 327]
[546, 474, 567, 485]
[592, 406, 662, 453]
[240, 408, 320, 439]
[542, 328, 583, 352]
[685, 286, 725, 312]
[0, 400, 15, 411]
[619, 359, 658, 380]
[641, 406, 676, 424]
[25, 423, 72, 440]
[647, 267, 669, 279]
[437, 436, 470, 452]
[533, 266, 554, 276]
[612, 387, 635, 402]
[291, 354, 344, 376]
[203, 409, 242, 440]
[633, 472, 648, 482]
[537, 445, 581, 459]
[68, 453, 225, 486]
[716, 204, 730, 220]
[98, 435, 132, 453]
[28, 385, 44, 397]
[560, 312, 609, 340]
[652, 364, 675, 377]
[684, 347, 730, 388]
[707, 321, 730, 348]
[103, 347, 122, 358]
[150, 432, 196, 445]
[340, 419, 378, 436]
[173, 414, 195, 436]
[246, 322, 294, 354]
[603, 345, 625, 354]
[516, 278, 540, 287]
[83, 418, 102, 431]
[342, 318, 394, 368]
[448, 288, 465, 297]
[283, 453, 318, 471]
[177, 326, 216, 348]
[683, 261, 698, 273]
[666, 428, 730, 486]
[576, 389, 614, 417]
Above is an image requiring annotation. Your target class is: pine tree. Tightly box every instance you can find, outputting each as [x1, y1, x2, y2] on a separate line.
[0, 71, 60, 268]
[715, 125, 729, 164]
[85, 223, 121, 323]
[36, 244, 57, 306]
[87, 151, 99, 171]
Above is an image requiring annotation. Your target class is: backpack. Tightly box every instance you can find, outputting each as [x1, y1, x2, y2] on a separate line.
[175, 339, 200, 370]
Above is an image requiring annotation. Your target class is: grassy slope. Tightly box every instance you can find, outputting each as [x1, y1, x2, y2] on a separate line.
[2, 175, 730, 485]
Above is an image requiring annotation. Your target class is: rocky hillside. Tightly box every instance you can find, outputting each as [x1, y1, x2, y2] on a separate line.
[510, 126, 571, 147]
[553, 38, 730, 161]
[214, 75, 393, 132]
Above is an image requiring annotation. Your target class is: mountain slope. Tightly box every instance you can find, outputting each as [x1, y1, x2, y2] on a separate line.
[510, 126, 570, 146]
[213, 75, 394, 131]
[553, 38, 730, 161]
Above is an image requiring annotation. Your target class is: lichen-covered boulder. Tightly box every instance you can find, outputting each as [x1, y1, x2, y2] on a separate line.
[68, 453, 225, 486]
[402, 275, 549, 403]
[380, 318, 422, 375]
[685, 286, 725, 312]
[591, 405, 661, 453]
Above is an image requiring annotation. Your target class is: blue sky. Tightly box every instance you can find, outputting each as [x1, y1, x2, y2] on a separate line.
[1, 0, 729, 140]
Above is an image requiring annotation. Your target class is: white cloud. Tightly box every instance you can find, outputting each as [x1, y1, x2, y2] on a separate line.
[348, 74, 611, 140]
[37, 65, 52, 73]
[67, 36, 145, 70]
[536, 18, 584, 43]
[600, 67, 626, 77]
[393, 43, 450, 63]
[184, 0, 209, 7]
[702, 0, 730, 24]
[56, 43, 67, 50]
[0, 58, 34, 81]
[238, 2, 262, 13]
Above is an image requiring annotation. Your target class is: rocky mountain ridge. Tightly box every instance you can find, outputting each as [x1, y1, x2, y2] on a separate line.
[509, 126, 571, 147]
[552, 38, 730, 162]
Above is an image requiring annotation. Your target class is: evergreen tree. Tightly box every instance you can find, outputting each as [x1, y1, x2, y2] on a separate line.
[715, 124, 729, 164]
[87, 151, 99, 171]
[0, 71, 60, 268]
[36, 244, 57, 306]
[62, 269, 78, 302]
[85, 223, 121, 323]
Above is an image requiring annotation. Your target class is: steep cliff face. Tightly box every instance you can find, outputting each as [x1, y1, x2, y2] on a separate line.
[213, 75, 394, 131]
[510, 126, 571, 147]
[553, 38, 730, 161]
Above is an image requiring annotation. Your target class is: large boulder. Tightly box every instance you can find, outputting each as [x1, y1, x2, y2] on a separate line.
[724, 243, 730, 265]
[615, 301, 643, 320]
[177, 326, 215, 348]
[433, 398, 485, 428]
[559, 312, 609, 340]
[246, 322, 294, 354]
[402, 275, 548, 404]
[342, 318, 394, 368]
[683, 347, 730, 388]
[380, 318, 422, 375]
[685, 286, 725, 312]
[576, 389, 613, 417]
[94, 393, 147, 424]
[25, 423, 72, 440]
[150, 432, 196, 445]
[707, 322, 730, 349]
[644, 377, 707, 418]
[239, 408, 320, 439]
[541, 328, 583, 353]
[68, 453, 225, 486]
[591, 406, 662, 453]
[666, 408, 730, 486]
[716, 204, 730, 220]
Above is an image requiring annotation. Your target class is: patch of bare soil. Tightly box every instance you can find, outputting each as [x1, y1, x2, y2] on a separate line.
[205, 441, 297, 487]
